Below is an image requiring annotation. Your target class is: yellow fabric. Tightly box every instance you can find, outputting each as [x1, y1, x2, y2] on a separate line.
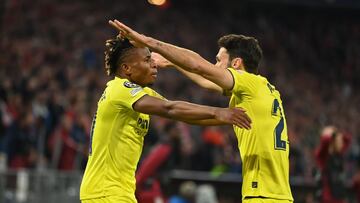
[80, 77, 163, 202]
[227, 68, 293, 201]
[243, 197, 293, 203]
[81, 195, 135, 203]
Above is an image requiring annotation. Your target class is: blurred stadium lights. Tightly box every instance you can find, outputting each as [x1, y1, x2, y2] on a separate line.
[148, 0, 167, 6]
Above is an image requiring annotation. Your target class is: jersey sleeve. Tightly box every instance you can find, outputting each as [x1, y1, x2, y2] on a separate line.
[111, 81, 149, 110]
[143, 87, 167, 101]
[227, 68, 258, 96]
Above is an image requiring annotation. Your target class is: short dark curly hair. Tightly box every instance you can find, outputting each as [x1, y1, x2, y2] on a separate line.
[218, 34, 263, 74]
[104, 35, 135, 76]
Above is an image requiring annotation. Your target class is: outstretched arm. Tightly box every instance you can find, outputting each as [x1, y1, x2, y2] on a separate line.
[133, 95, 251, 129]
[109, 20, 234, 91]
[183, 118, 236, 126]
[152, 52, 224, 94]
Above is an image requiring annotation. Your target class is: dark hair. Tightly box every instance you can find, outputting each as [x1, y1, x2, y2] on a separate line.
[104, 35, 134, 76]
[218, 34, 263, 74]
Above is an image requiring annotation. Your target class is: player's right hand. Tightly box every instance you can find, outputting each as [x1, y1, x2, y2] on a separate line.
[151, 52, 173, 68]
[321, 125, 337, 138]
[109, 20, 148, 48]
[215, 107, 251, 129]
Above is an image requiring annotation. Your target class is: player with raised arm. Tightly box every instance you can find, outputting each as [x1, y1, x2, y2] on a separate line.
[79, 35, 251, 203]
[109, 20, 293, 203]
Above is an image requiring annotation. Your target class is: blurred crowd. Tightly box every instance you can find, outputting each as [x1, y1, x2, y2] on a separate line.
[1, 0, 359, 192]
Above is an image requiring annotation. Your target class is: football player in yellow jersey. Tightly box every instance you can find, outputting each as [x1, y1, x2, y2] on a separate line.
[109, 20, 294, 202]
[79, 34, 253, 203]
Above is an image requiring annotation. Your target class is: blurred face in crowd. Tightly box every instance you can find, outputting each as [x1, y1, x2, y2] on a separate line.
[333, 133, 344, 153]
[323, 126, 344, 154]
[121, 47, 158, 86]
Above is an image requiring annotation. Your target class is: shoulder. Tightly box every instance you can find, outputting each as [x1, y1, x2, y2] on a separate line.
[227, 68, 262, 92]
[144, 87, 166, 100]
[109, 77, 141, 89]
[109, 78, 142, 93]
[108, 78, 147, 103]
[228, 68, 259, 81]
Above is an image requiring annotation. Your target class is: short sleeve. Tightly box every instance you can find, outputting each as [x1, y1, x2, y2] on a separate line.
[144, 87, 167, 101]
[111, 80, 148, 110]
[227, 68, 258, 96]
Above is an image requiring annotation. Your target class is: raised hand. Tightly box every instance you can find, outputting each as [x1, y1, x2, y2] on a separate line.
[151, 52, 173, 69]
[109, 20, 148, 47]
[215, 107, 251, 129]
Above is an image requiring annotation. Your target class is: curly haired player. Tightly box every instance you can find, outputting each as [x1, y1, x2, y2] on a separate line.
[79, 34, 251, 203]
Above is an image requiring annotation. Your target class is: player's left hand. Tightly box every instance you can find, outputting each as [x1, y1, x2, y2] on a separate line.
[109, 20, 148, 47]
[151, 52, 173, 68]
[215, 107, 251, 129]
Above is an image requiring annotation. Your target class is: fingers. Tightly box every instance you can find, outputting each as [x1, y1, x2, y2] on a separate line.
[234, 121, 249, 130]
[232, 108, 251, 129]
[242, 111, 252, 124]
[151, 52, 160, 59]
[129, 39, 145, 48]
[240, 115, 251, 129]
[108, 20, 126, 31]
[151, 52, 162, 64]
[151, 52, 165, 62]
[233, 108, 251, 122]
[233, 116, 251, 130]
[151, 52, 172, 68]
[114, 20, 131, 32]
[109, 20, 122, 31]
[109, 19, 146, 46]
[109, 19, 132, 37]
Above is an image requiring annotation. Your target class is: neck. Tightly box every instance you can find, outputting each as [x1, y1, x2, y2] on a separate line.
[115, 73, 146, 87]
[115, 71, 129, 80]
[233, 65, 246, 72]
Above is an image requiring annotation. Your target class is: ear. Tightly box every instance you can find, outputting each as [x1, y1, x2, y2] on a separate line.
[121, 63, 131, 75]
[231, 58, 243, 70]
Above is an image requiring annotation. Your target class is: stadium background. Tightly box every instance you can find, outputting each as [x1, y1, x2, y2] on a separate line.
[1, 0, 359, 202]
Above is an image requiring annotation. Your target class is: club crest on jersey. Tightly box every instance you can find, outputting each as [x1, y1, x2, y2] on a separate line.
[124, 81, 140, 88]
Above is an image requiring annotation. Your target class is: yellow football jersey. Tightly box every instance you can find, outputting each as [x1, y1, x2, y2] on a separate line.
[80, 77, 164, 202]
[227, 68, 293, 201]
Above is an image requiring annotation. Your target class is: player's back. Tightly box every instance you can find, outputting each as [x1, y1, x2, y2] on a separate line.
[80, 77, 153, 202]
[228, 68, 293, 201]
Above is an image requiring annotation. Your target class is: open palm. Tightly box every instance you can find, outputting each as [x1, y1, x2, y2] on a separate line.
[109, 20, 148, 47]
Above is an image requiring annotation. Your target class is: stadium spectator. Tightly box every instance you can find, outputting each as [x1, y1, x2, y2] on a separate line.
[352, 157, 360, 203]
[195, 184, 218, 203]
[315, 126, 351, 203]
[136, 121, 184, 203]
[169, 181, 197, 203]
